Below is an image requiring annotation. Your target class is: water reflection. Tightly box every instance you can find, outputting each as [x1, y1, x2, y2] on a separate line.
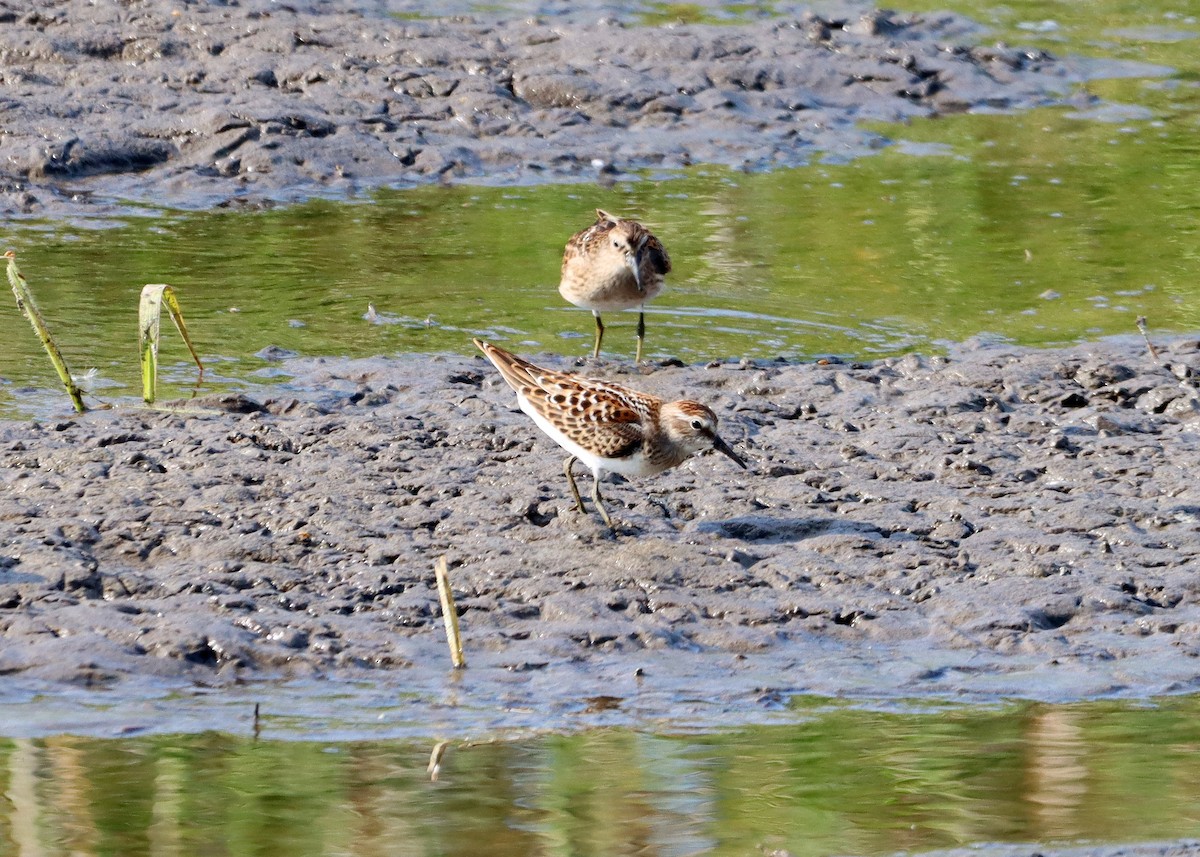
[3, 700, 1200, 856]
[1026, 708, 1088, 836]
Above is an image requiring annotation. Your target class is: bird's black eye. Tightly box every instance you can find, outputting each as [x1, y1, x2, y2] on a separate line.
[690, 419, 703, 430]
[612, 240, 620, 248]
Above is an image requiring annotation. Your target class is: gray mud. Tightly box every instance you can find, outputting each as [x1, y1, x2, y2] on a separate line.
[3, 335, 1200, 714]
[0, 0, 1125, 218]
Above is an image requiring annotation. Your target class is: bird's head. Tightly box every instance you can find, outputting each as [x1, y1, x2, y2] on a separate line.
[601, 222, 648, 292]
[592, 211, 648, 293]
[663, 401, 748, 468]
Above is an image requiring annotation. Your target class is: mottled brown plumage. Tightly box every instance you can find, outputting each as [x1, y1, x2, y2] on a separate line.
[559, 209, 671, 362]
[475, 339, 745, 529]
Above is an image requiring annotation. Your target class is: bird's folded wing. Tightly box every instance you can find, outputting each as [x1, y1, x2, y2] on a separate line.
[525, 382, 646, 460]
[643, 236, 671, 275]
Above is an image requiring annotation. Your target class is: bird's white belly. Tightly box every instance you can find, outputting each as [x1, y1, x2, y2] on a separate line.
[519, 397, 662, 478]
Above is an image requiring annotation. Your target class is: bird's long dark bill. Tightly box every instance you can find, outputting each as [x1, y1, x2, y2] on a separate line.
[712, 434, 748, 469]
[627, 251, 643, 293]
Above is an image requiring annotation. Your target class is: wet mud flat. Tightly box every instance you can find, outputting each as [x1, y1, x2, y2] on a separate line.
[2, 5, 1197, 855]
[0, 0, 1118, 218]
[2, 334, 1200, 709]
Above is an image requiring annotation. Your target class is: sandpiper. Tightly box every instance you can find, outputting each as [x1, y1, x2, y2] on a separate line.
[559, 209, 671, 363]
[474, 339, 746, 529]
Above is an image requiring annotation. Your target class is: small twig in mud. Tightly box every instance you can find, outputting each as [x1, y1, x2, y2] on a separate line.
[253, 702, 262, 740]
[1135, 316, 1160, 363]
[435, 556, 466, 669]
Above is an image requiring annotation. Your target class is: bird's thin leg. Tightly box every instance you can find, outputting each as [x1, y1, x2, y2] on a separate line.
[591, 474, 615, 530]
[592, 311, 604, 360]
[635, 309, 646, 363]
[563, 456, 586, 514]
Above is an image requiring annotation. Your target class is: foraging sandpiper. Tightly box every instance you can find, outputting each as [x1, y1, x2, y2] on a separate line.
[475, 339, 746, 529]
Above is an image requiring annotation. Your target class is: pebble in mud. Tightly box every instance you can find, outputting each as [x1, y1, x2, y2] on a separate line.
[2, 337, 1200, 703]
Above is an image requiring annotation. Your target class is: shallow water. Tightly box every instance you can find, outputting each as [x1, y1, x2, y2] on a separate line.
[0, 1, 1197, 419]
[3, 697, 1200, 856]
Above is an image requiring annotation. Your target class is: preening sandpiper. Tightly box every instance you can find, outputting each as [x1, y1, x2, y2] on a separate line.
[559, 209, 671, 363]
[474, 339, 746, 529]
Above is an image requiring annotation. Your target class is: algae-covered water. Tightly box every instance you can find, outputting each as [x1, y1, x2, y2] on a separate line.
[1, 1, 1197, 418]
[3, 697, 1200, 856]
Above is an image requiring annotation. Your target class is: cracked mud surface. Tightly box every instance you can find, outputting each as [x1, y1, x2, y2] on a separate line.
[0, 0, 1118, 218]
[3, 336, 1199, 711]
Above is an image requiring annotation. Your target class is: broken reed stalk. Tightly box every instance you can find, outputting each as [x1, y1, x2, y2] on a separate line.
[4, 251, 86, 412]
[435, 556, 466, 669]
[138, 283, 204, 404]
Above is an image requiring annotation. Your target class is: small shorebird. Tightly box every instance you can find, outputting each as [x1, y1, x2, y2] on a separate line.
[559, 209, 671, 362]
[475, 339, 746, 529]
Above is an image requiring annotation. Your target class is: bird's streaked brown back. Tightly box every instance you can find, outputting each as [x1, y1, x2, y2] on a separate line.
[474, 339, 654, 458]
